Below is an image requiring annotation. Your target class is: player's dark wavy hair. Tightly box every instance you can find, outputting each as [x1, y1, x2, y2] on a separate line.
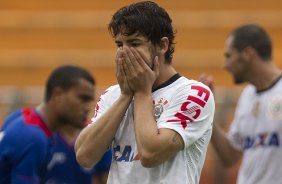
[108, 1, 175, 64]
[231, 24, 272, 61]
[44, 65, 95, 102]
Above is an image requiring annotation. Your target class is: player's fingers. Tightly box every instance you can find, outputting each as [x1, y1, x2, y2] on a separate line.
[116, 47, 125, 74]
[198, 73, 207, 82]
[153, 56, 159, 76]
[130, 47, 151, 70]
[122, 46, 136, 75]
[116, 57, 123, 77]
[206, 76, 215, 91]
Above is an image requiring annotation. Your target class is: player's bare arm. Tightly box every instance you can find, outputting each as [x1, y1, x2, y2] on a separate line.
[75, 94, 132, 168]
[211, 124, 242, 167]
[133, 91, 184, 168]
[199, 74, 242, 167]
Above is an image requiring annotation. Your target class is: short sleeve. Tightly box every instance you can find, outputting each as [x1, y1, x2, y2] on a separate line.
[226, 90, 247, 151]
[12, 133, 49, 184]
[158, 82, 215, 148]
[91, 86, 120, 124]
[227, 119, 244, 151]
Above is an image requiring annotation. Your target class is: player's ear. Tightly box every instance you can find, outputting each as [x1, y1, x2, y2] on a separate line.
[242, 46, 256, 62]
[52, 87, 64, 102]
[159, 37, 169, 54]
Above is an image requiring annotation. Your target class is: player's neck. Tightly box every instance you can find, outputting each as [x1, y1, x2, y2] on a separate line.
[251, 62, 282, 91]
[36, 103, 59, 132]
[153, 65, 177, 90]
[58, 125, 81, 144]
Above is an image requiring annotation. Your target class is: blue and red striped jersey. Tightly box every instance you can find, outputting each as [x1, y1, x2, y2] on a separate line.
[0, 108, 53, 184]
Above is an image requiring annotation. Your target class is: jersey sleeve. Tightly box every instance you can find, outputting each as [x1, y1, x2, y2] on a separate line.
[1, 110, 22, 130]
[227, 119, 244, 151]
[227, 87, 251, 151]
[91, 86, 120, 124]
[158, 82, 215, 148]
[11, 131, 49, 184]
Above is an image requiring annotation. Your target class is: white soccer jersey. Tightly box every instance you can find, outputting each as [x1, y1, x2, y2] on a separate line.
[228, 77, 282, 184]
[92, 75, 215, 184]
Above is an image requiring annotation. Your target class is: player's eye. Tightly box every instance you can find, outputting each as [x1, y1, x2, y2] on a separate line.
[115, 42, 123, 48]
[80, 95, 93, 102]
[130, 42, 140, 47]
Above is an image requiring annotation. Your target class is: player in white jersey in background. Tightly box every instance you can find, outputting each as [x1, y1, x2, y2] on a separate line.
[201, 24, 282, 184]
[75, 1, 215, 184]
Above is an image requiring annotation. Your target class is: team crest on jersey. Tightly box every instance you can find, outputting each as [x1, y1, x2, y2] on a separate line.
[267, 95, 282, 120]
[153, 98, 168, 121]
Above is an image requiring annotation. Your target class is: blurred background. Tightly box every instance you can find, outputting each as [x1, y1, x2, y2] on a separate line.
[0, 0, 281, 183]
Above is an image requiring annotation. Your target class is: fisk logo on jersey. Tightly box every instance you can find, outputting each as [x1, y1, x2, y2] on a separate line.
[244, 132, 280, 150]
[113, 145, 139, 162]
[167, 85, 210, 129]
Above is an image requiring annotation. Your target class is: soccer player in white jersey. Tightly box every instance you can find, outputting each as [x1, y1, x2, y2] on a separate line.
[75, 1, 215, 184]
[201, 24, 282, 184]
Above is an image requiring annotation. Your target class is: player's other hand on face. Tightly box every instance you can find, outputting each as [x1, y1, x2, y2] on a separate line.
[199, 73, 215, 93]
[116, 47, 134, 96]
[122, 46, 159, 94]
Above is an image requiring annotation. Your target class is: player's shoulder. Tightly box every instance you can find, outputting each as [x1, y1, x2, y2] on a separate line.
[1, 109, 22, 127]
[105, 84, 121, 93]
[188, 78, 209, 87]
[240, 84, 256, 98]
[1, 108, 25, 132]
[0, 125, 49, 154]
[171, 77, 215, 109]
[99, 84, 121, 99]
[2, 108, 50, 143]
[3, 122, 48, 144]
[172, 76, 208, 87]
[176, 77, 213, 94]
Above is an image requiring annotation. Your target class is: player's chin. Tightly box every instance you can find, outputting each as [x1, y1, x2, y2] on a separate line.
[234, 77, 244, 84]
[72, 121, 85, 129]
[71, 117, 87, 128]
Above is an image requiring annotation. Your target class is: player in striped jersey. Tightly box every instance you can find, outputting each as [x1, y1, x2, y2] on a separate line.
[0, 65, 95, 184]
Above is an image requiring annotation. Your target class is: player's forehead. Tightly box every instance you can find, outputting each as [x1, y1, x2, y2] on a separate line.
[224, 35, 236, 54]
[115, 32, 148, 43]
[68, 78, 95, 98]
